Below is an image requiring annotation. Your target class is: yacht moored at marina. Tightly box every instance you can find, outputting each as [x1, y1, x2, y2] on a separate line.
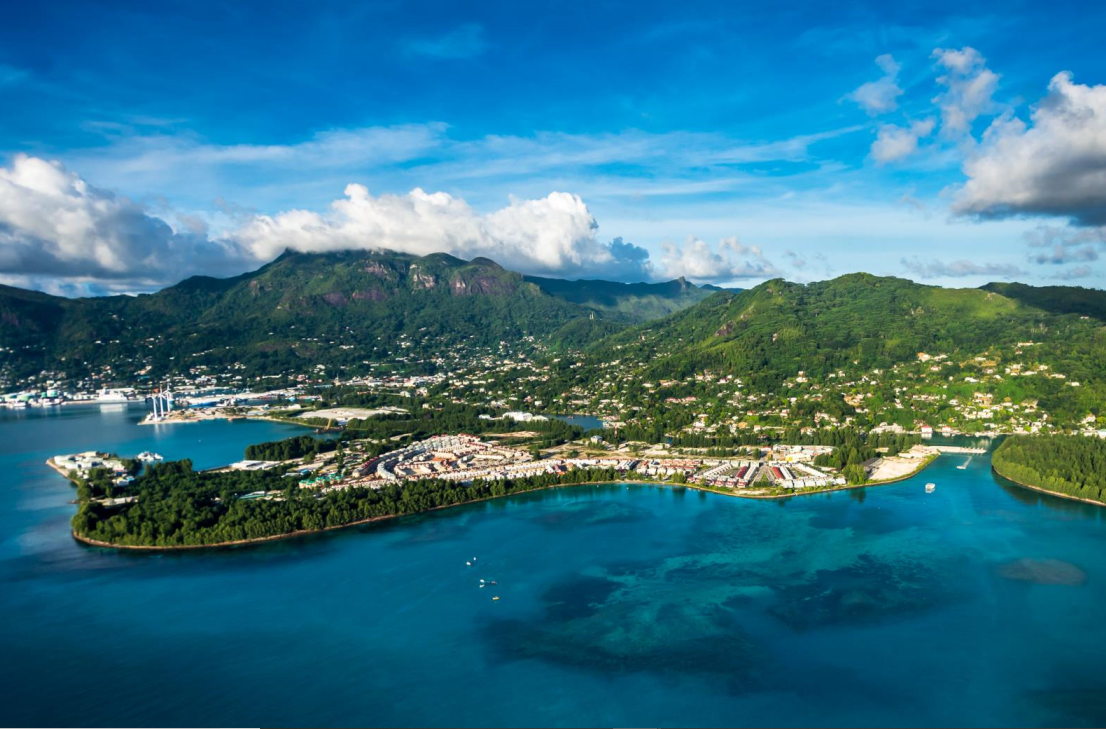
[96, 388, 138, 404]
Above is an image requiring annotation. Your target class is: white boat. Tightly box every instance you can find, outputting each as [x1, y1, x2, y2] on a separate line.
[136, 451, 163, 462]
[180, 396, 222, 408]
[925, 483, 936, 493]
[96, 388, 136, 404]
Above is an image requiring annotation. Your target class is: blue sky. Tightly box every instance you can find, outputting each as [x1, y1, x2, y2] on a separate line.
[2, 0, 1105, 293]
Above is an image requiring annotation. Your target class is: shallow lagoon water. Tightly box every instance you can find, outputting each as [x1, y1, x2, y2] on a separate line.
[2, 407, 1106, 727]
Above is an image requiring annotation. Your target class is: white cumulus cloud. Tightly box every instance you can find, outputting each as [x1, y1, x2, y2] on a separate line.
[0, 154, 248, 290]
[932, 47, 1001, 137]
[1, 155, 790, 291]
[848, 54, 904, 115]
[901, 256, 1024, 279]
[658, 236, 778, 283]
[953, 72, 1106, 226]
[871, 118, 936, 164]
[234, 185, 654, 280]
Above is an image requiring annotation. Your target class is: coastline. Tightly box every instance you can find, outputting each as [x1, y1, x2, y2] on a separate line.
[991, 464, 1106, 509]
[68, 454, 940, 552]
[867, 453, 940, 486]
[46, 458, 76, 482]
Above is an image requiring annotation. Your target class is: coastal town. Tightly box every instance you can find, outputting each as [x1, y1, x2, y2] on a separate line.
[6, 333, 1106, 443]
[9, 313, 1103, 514]
[53, 427, 990, 516]
[19, 334, 1105, 515]
[291, 434, 859, 493]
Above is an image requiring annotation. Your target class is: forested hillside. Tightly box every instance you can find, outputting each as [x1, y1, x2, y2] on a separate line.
[6, 258, 1106, 436]
[524, 274, 716, 321]
[0, 250, 710, 382]
[592, 274, 1106, 391]
[431, 273, 1106, 434]
[993, 435, 1106, 504]
[981, 282, 1106, 322]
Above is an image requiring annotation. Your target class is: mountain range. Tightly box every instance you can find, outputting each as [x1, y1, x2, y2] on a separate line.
[0, 249, 717, 380]
[2, 250, 1105, 405]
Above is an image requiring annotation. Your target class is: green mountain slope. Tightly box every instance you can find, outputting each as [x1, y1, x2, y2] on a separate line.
[523, 275, 716, 321]
[980, 281, 1106, 322]
[0, 284, 68, 351]
[585, 274, 1106, 419]
[0, 250, 713, 382]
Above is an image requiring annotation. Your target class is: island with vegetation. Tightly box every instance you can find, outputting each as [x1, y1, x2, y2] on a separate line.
[66, 423, 939, 550]
[70, 459, 642, 548]
[992, 435, 1106, 505]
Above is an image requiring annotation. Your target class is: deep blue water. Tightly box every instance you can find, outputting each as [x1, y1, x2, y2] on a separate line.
[3, 408, 1106, 727]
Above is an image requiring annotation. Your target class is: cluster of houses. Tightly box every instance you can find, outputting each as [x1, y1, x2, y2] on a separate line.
[352, 436, 648, 486]
[691, 458, 842, 490]
[51, 451, 134, 487]
[300, 436, 708, 491]
[360, 435, 534, 483]
[477, 411, 549, 423]
[634, 458, 700, 478]
[435, 338, 1101, 442]
[765, 461, 845, 489]
[694, 461, 761, 489]
[283, 433, 861, 495]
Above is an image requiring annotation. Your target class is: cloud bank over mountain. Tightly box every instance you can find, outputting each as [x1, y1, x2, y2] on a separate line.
[5, 34, 1106, 294]
[0, 154, 249, 291]
[0, 155, 779, 292]
[236, 185, 655, 282]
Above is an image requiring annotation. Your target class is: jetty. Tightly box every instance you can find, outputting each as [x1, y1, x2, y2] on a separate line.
[932, 445, 987, 454]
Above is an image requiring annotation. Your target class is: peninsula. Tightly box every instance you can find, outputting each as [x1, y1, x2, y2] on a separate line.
[992, 435, 1106, 506]
[62, 428, 944, 550]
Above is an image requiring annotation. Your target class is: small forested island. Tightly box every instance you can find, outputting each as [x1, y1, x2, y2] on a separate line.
[992, 435, 1106, 505]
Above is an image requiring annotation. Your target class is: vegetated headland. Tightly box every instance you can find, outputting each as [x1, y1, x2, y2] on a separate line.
[56, 427, 950, 551]
[991, 434, 1106, 506]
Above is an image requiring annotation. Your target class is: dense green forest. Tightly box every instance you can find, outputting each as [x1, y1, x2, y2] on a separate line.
[571, 274, 1106, 424]
[523, 274, 716, 320]
[245, 434, 338, 461]
[981, 282, 1106, 322]
[71, 459, 639, 547]
[992, 435, 1106, 504]
[0, 250, 713, 381]
[593, 274, 1105, 387]
[7, 254, 1106, 435]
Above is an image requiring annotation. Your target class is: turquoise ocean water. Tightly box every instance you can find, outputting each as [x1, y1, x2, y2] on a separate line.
[2, 405, 1106, 727]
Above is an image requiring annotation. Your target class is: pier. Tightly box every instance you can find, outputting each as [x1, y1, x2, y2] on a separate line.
[932, 445, 988, 454]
